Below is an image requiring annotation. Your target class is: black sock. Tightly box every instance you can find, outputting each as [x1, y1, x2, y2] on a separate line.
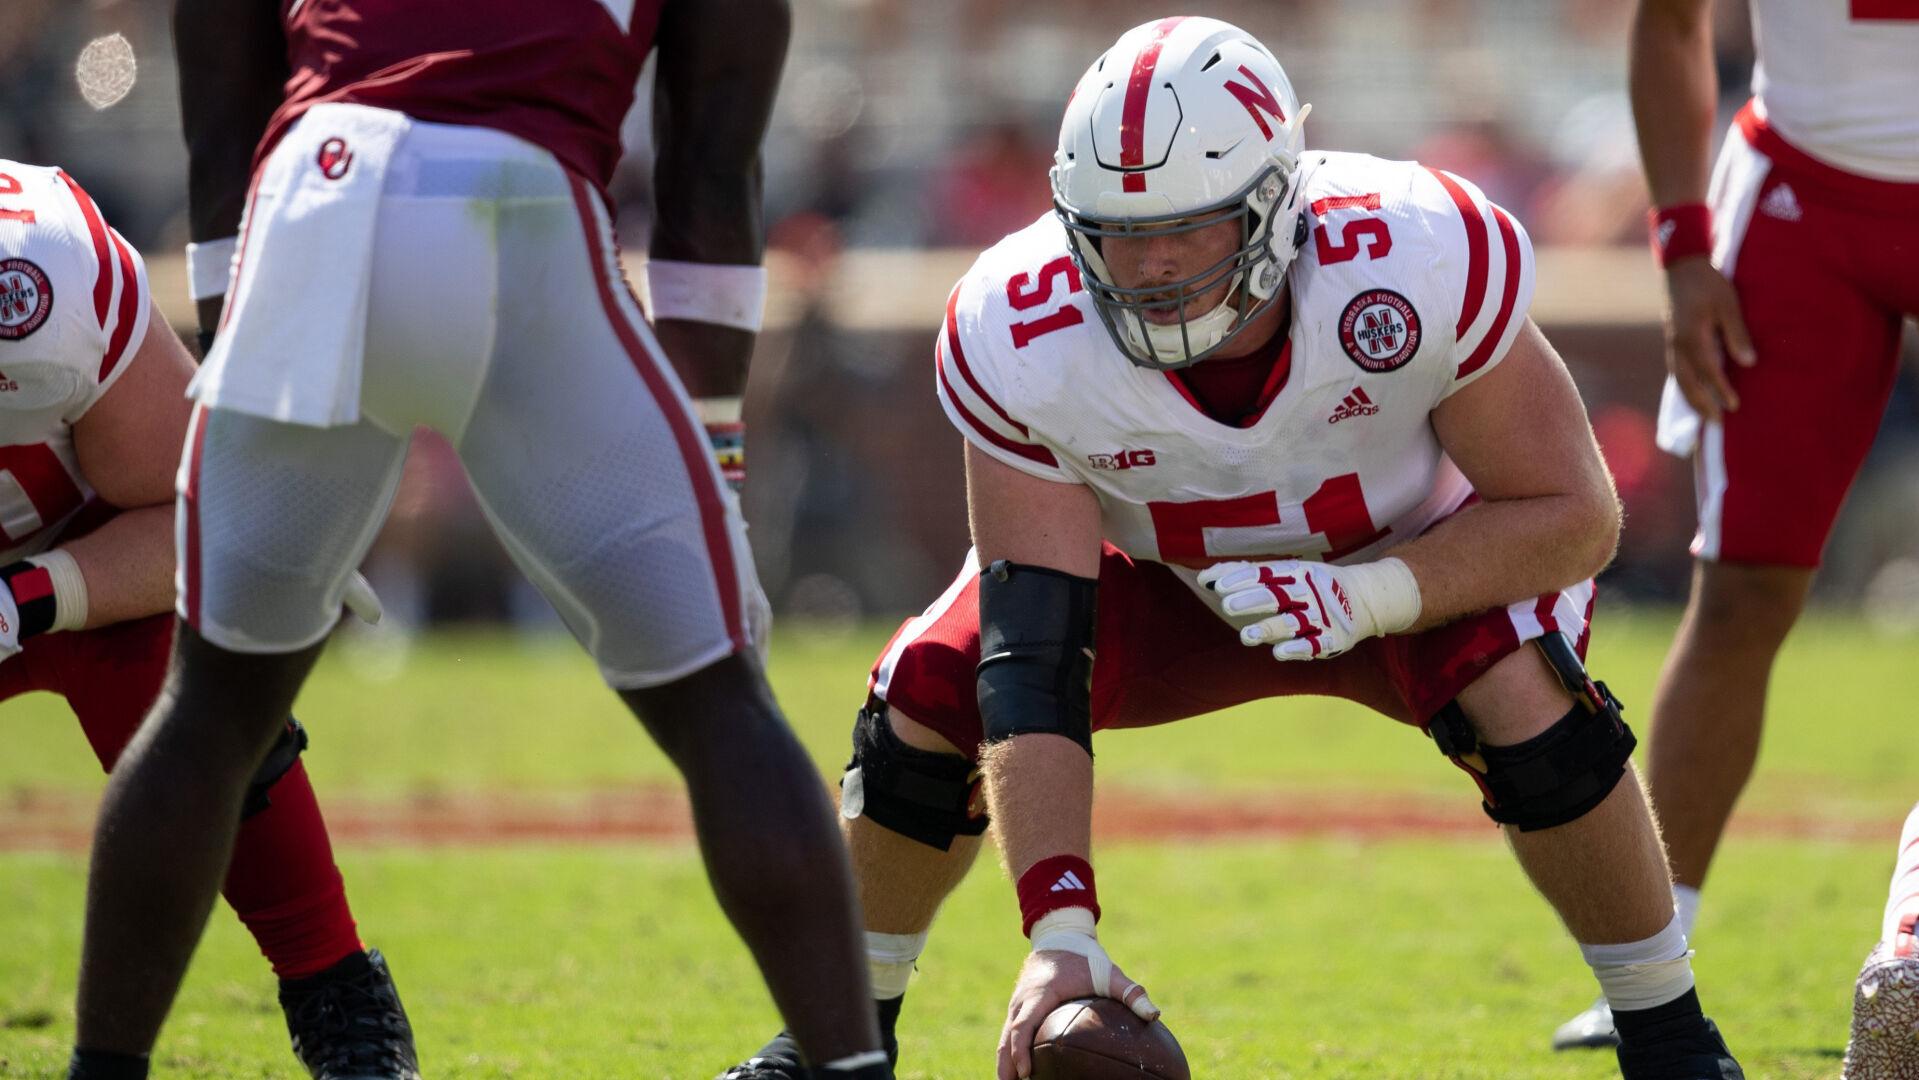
[281, 947, 369, 990]
[1613, 987, 1708, 1044]
[68, 1048, 149, 1080]
[876, 994, 903, 1062]
[809, 1066, 889, 1080]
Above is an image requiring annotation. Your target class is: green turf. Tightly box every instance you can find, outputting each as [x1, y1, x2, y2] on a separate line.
[1, 610, 1914, 1076]
[3, 609, 1914, 816]
[0, 839, 1887, 1077]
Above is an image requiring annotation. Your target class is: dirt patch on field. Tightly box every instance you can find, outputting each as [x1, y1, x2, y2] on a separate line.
[0, 785, 1894, 851]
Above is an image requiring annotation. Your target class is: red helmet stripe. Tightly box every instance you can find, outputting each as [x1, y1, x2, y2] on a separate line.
[1118, 16, 1188, 192]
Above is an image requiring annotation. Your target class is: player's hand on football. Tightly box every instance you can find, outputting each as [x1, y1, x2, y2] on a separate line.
[999, 909, 1157, 1080]
[1663, 255, 1755, 422]
[1200, 557, 1421, 661]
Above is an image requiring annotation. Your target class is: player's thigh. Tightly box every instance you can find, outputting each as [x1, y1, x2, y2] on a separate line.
[1377, 578, 1596, 732]
[457, 178, 758, 688]
[182, 405, 408, 652]
[868, 546, 1385, 762]
[1701, 173, 1906, 566]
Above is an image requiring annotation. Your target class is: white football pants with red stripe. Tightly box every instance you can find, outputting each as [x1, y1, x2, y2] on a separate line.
[178, 111, 765, 686]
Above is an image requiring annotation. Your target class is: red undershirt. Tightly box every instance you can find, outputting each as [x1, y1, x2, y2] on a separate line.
[1163, 313, 1294, 428]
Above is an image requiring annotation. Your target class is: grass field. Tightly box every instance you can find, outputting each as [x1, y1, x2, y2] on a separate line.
[1, 607, 1913, 1077]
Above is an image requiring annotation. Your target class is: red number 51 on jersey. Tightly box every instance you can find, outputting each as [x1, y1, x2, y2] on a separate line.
[1149, 473, 1390, 567]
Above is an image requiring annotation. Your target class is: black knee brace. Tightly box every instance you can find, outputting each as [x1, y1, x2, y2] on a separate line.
[241, 718, 309, 819]
[1427, 634, 1637, 832]
[839, 702, 987, 852]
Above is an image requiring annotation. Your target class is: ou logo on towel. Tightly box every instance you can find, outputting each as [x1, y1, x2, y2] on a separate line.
[316, 138, 353, 181]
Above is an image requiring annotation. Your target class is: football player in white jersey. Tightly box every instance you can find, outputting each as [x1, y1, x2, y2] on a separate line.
[722, 17, 1743, 1080]
[1553, 0, 1919, 1058]
[0, 161, 419, 1077]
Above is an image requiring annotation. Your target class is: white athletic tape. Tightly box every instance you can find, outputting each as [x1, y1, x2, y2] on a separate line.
[185, 236, 238, 302]
[643, 260, 767, 332]
[1029, 908, 1157, 1020]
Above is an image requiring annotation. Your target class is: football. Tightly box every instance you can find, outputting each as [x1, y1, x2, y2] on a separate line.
[1030, 998, 1190, 1079]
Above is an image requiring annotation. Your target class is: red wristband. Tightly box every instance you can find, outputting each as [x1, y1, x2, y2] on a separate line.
[1647, 203, 1713, 267]
[1017, 855, 1100, 937]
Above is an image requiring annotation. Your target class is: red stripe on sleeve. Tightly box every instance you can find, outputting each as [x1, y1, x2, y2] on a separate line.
[566, 174, 746, 653]
[98, 229, 141, 381]
[56, 171, 114, 331]
[937, 340, 1059, 468]
[1309, 193, 1381, 215]
[944, 287, 1030, 437]
[1456, 205, 1523, 380]
[1424, 167, 1488, 339]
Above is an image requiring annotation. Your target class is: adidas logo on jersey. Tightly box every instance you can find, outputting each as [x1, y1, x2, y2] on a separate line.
[1760, 183, 1802, 222]
[1327, 387, 1380, 424]
[1050, 869, 1089, 893]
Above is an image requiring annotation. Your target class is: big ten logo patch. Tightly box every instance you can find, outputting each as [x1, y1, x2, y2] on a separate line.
[1338, 289, 1420, 373]
[1088, 449, 1157, 471]
[0, 260, 52, 341]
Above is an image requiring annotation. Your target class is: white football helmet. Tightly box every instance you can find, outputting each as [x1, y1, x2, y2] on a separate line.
[1051, 17, 1311, 370]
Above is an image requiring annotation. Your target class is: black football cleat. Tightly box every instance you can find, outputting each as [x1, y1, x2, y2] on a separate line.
[718, 1027, 900, 1080]
[280, 948, 421, 1080]
[718, 1030, 806, 1080]
[1616, 1016, 1744, 1080]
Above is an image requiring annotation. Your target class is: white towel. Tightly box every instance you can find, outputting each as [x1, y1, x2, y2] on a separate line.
[191, 104, 412, 427]
[1654, 375, 1701, 458]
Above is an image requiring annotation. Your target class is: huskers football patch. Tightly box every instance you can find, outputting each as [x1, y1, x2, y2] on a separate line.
[0, 259, 52, 341]
[1338, 289, 1420, 372]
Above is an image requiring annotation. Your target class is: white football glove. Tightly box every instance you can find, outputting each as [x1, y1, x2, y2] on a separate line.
[1198, 557, 1422, 661]
[0, 576, 21, 667]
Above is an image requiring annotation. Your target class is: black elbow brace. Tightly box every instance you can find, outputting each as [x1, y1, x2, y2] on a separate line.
[976, 559, 1097, 755]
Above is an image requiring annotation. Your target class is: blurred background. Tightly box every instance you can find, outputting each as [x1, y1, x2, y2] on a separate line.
[7, 0, 1916, 649]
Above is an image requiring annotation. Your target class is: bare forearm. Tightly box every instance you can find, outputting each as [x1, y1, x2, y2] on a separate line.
[62, 505, 177, 628]
[1390, 492, 1619, 632]
[1630, 1, 1719, 207]
[980, 735, 1093, 879]
[174, 0, 287, 242]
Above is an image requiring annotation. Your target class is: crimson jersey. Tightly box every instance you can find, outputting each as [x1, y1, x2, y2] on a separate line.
[935, 152, 1534, 618]
[0, 162, 151, 563]
[265, 0, 666, 187]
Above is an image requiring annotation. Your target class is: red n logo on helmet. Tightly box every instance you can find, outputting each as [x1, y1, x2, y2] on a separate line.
[1224, 65, 1287, 141]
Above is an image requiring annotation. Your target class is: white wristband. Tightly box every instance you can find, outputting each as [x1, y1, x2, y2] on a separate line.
[643, 259, 767, 332]
[184, 236, 237, 302]
[26, 548, 88, 632]
[1343, 556, 1422, 635]
[694, 396, 743, 425]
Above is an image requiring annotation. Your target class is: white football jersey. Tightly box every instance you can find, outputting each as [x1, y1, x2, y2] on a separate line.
[0, 161, 151, 563]
[936, 151, 1534, 615]
[1750, 0, 1919, 180]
